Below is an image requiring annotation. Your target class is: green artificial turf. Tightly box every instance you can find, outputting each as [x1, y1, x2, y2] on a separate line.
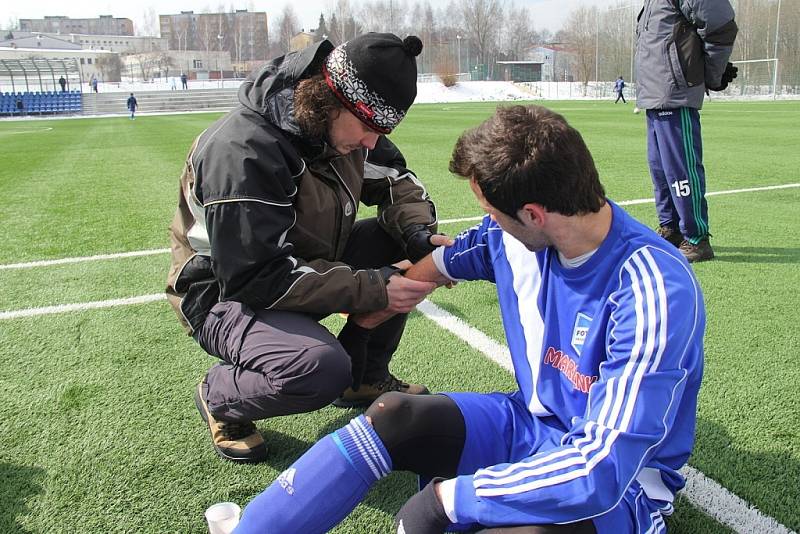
[1, 100, 799, 532]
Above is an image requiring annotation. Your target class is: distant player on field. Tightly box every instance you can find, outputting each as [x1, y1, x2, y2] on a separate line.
[614, 76, 626, 103]
[232, 105, 707, 534]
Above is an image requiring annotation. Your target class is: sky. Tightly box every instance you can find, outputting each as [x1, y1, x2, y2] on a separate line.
[6, 0, 629, 35]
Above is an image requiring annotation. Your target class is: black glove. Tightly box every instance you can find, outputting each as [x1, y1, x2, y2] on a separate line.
[393, 478, 450, 534]
[708, 62, 737, 91]
[337, 319, 371, 391]
[402, 224, 438, 263]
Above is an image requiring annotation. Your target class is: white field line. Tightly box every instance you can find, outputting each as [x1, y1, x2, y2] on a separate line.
[1, 183, 797, 271]
[0, 294, 165, 320]
[0, 248, 169, 270]
[416, 299, 796, 534]
[438, 183, 800, 225]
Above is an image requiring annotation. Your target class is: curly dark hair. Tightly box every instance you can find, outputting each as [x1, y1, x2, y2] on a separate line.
[449, 105, 605, 217]
[294, 74, 343, 139]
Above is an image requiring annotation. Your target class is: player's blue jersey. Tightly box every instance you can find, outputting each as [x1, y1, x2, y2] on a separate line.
[431, 201, 705, 526]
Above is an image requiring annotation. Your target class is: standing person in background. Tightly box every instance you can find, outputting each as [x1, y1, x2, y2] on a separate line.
[635, 0, 738, 262]
[171, 77, 177, 90]
[181, 72, 188, 89]
[614, 76, 626, 103]
[127, 93, 138, 120]
[91, 77, 99, 93]
[59, 76, 67, 92]
[167, 33, 445, 464]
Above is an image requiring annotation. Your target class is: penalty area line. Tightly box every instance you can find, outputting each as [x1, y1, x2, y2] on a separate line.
[416, 299, 796, 534]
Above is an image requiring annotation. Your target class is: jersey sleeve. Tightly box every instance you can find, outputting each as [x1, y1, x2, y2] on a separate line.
[442, 246, 705, 526]
[431, 215, 496, 283]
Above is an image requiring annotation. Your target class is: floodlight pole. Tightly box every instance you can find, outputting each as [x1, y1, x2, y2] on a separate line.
[773, 0, 781, 100]
[457, 35, 462, 74]
[217, 33, 224, 87]
[594, 14, 599, 84]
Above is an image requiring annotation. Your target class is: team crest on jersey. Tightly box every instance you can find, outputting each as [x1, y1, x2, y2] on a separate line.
[571, 313, 592, 356]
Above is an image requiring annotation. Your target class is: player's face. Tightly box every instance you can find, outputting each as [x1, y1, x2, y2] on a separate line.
[469, 179, 551, 252]
[328, 109, 381, 155]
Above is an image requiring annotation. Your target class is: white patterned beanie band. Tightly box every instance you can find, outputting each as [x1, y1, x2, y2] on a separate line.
[323, 33, 423, 134]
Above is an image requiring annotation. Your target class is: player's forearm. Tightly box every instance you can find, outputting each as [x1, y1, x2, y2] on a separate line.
[350, 253, 448, 329]
[404, 254, 451, 286]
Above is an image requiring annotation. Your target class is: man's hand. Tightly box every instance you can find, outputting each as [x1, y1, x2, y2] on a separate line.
[350, 269, 437, 329]
[393, 479, 450, 534]
[385, 272, 437, 314]
[402, 224, 455, 262]
[708, 62, 738, 91]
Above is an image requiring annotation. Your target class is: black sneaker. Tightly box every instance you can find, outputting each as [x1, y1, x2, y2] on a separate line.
[332, 374, 430, 408]
[679, 239, 715, 263]
[656, 225, 683, 248]
[194, 382, 268, 463]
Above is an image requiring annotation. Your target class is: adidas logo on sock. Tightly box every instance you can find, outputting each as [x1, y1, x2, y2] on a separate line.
[277, 467, 296, 495]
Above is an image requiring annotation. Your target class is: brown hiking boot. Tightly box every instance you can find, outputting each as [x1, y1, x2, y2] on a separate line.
[679, 239, 715, 263]
[332, 374, 430, 408]
[656, 225, 683, 248]
[194, 382, 268, 463]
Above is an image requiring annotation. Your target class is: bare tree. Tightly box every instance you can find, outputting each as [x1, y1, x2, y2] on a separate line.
[273, 4, 300, 54]
[137, 7, 159, 37]
[459, 0, 503, 79]
[95, 54, 124, 82]
[500, 3, 536, 60]
[197, 13, 217, 73]
[326, 0, 361, 44]
[560, 5, 597, 89]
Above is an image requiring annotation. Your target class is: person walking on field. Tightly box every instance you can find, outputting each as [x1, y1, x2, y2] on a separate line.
[127, 93, 138, 120]
[635, 0, 738, 262]
[167, 33, 446, 464]
[614, 76, 626, 103]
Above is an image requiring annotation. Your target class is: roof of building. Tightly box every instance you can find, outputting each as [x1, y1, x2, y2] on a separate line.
[0, 34, 82, 50]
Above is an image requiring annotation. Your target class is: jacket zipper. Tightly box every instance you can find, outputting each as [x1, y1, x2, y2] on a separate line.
[329, 160, 357, 258]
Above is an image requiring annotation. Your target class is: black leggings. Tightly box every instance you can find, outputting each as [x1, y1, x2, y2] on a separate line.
[366, 391, 466, 478]
[365, 393, 596, 534]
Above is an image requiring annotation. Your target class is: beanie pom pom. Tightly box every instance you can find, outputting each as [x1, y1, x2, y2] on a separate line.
[403, 35, 423, 57]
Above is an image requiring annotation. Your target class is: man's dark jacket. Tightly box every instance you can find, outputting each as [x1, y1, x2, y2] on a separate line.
[167, 40, 437, 333]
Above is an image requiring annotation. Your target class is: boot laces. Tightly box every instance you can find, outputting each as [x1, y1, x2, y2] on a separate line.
[219, 420, 256, 441]
[374, 374, 409, 393]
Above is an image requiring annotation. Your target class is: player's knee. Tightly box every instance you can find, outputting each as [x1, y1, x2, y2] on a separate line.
[365, 391, 412, 448]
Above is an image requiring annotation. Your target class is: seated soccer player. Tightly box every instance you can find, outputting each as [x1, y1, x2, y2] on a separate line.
[233, 105, 706, 534]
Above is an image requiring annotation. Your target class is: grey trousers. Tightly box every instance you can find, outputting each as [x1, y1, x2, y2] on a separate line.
[194, 218, 408, 422]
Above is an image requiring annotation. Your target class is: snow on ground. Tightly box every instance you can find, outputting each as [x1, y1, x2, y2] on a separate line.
[415, 81, 536, 103]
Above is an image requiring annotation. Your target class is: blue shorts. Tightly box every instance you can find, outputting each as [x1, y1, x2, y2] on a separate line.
[442, 391, 672, 533]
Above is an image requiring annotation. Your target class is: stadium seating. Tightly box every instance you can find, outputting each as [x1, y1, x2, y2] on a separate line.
[0, 90, 82, 116]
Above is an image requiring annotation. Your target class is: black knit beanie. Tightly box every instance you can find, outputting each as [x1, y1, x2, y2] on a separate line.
[323, 33, 423, 134]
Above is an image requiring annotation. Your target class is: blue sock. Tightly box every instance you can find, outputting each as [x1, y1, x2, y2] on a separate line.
[235, 415, 392, 534]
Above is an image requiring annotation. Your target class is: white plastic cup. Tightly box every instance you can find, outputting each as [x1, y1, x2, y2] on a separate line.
[205, 502, 241, 534]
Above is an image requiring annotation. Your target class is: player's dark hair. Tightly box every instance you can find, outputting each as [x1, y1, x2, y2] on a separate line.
[449, 105, 605, 218]
[294, 74, 343, 139]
